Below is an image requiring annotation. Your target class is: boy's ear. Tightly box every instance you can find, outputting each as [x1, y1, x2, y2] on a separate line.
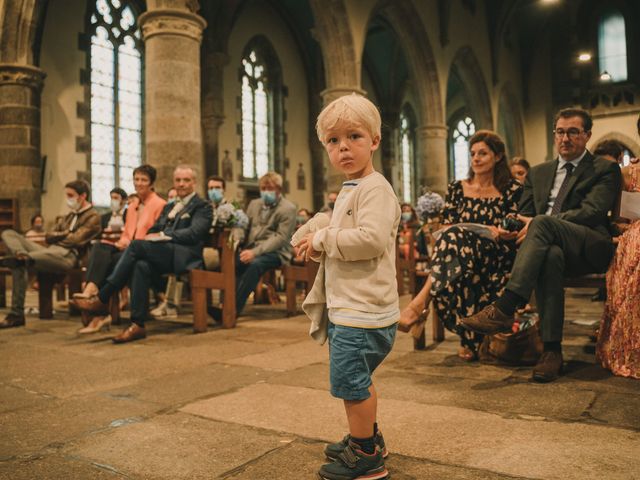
[370, 135, 381, 152]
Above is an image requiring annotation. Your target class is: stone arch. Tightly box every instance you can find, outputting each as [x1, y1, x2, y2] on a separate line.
[447, 46, 493, 130]
[0, 0, 47, 65]
[372, 0, 444, 126]
[496, 83, 525, 158]
[591, 132, 640, 158]
[309, 0, 361, 100]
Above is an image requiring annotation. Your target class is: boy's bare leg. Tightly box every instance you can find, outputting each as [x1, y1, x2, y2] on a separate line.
[344, 384, 377, 439]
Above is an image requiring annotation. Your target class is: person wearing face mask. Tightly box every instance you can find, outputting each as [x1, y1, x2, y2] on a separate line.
[0, 180, 101, 328]
[167, 188, 178, 205]
[100, 188, 128, 242]
[72, 165, 166, 333]
[208, 171, 296, 322]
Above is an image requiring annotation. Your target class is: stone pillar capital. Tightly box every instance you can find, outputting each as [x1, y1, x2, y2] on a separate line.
[0, 63, 46, 91]
[139, 9, 207, 43]
[417, 124, 448, 138]
[320, 86, 367, 105]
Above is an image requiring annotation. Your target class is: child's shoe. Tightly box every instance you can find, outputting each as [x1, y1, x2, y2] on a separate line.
[324, 431, 388, 460]
[318, 440, 388, 480]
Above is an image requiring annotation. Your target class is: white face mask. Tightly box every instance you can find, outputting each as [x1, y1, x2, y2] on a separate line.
[66, 197, 80, 212]
[110, 199, 122, 213]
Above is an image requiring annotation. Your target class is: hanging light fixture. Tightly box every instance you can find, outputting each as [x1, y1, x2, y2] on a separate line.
[599, 71, 612, 82]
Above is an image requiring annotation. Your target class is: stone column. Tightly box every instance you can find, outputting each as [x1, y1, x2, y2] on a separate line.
[319, 86, 367, 193]
[0, 64, 46, 230]
[417, 124, 449, 196]
[139, 7, 207, 195]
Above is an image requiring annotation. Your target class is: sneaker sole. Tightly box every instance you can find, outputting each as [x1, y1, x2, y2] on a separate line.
[317, 467, 389, 480]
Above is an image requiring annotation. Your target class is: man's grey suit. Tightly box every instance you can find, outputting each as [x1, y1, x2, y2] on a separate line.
[506, 152, 621, 342]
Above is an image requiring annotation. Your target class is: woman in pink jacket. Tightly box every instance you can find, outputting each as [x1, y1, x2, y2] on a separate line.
[75, 165, 166, 332]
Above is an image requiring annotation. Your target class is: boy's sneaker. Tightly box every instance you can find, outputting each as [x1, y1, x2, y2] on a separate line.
[324, 431, 388, 461]
[150, 301, 177, 319]
[318, 441, 388, 480]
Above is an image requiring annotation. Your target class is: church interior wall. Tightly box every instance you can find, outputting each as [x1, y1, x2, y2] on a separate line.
[39, 0, 87, 227]
[220, 0, 313, 210]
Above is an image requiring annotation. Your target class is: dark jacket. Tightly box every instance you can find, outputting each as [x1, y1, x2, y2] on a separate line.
[519, 152, 622, 238]
[148, 194, 213, 273]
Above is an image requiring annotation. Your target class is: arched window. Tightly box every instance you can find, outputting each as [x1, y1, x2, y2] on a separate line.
[598, 10, 627, 82]
[398, 107, 416, 203]
[89, 0, 143, 207]
[451, 116, 475, 181]
[241, 49, 271, 180]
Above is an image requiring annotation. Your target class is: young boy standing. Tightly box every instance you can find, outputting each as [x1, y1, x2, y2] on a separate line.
[294, 94, 400, 480]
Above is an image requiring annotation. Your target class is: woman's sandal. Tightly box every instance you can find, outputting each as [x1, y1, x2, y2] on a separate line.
[457, 345, 478, 362]
[410, 308, 430, 340]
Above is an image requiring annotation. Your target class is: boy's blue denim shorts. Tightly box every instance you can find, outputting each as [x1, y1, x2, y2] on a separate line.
[328, 322, 397, 401]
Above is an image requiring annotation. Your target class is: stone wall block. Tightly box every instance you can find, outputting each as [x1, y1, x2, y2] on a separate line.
[0, 146, 40, 166]
[0, 126, 29, 144]
[0, 105, 39, 125]
[0, 85, 28, 105]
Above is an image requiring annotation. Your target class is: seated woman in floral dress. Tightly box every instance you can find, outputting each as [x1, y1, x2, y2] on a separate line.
[398, 130, 522, 360]
[596, 125, 640, 378]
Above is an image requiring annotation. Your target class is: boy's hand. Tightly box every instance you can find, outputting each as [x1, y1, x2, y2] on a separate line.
[294, 232, 319, 261]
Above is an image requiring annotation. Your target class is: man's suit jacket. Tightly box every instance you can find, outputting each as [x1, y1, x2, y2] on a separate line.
[519, 151, 622, 239]
[148, 194, 213, 273]
[245, 196, 297, 264]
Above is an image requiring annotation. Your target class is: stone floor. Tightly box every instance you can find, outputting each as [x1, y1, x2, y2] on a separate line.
[0, 289, 638, 480]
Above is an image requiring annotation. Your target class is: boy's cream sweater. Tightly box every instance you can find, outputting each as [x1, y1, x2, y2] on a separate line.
[297, 172, 400, 343]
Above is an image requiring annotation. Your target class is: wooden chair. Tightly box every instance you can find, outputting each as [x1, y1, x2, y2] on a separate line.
[37, 268, 84, 319]
[282, 260, 319, 316]
[190, 229, 236, 331]
[0, 198, 18, 308]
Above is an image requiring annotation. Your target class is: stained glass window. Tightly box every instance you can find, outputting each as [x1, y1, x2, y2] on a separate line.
[90, 0, 143, 206]
[399, 109, 415, 203]
[241, 50, 271, 179]
[598, 11, 627, 82]
[451, 117, 475, 181]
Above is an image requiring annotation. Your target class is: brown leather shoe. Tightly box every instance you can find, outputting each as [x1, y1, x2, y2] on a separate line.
[0, 313, 26, 328]
[459, 304, 514, 335]
[532, 351, 563, 383]
[70, 295, 107, 313]
[112, 324, 146, 344]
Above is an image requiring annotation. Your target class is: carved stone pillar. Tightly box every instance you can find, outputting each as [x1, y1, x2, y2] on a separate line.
[417, 124, 449, 196]
[0, 64, 46, 229]
[139, 8, 207, 195]
[319, 86, 367, 193]
[201, 51, 228, 181]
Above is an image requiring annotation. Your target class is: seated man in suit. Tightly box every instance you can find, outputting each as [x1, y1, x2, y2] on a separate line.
[74, 165, 212, 343]
[0, 180, 101, 328]
[461, 108, 621, 382]
[210, 171, 296, 321]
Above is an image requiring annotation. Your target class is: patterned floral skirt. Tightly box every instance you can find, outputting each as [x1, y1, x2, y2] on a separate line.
[597, 222, 640, 379]
[429, 226, 514, 352]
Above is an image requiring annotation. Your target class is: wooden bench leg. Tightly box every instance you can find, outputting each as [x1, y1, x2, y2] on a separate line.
[285, 278, 297, 317]
[37, 273, 55, 319]
[0, 273, 6, 309]
[192, 285, 207, 333]
[222, 283, 236, 329]
[413, 324, 426, 350]
[67, 271, 83, 316]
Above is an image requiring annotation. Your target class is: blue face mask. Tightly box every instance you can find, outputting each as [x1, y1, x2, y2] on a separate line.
[401, 212, 413, 222]
[167, 198, 176, 205]
[208, 188, 224, 203]
[261, 190, 277, 206]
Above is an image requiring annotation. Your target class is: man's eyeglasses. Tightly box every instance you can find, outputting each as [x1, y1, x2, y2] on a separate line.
[553, 128, 585, 139]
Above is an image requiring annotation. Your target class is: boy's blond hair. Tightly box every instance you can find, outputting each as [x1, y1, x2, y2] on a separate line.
[316, 93, 381, 142]
[259, 171, 283, 189]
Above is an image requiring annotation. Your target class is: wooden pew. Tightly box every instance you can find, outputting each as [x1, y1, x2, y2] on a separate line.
[190, 229, 236, 332]
[37, 268, 84, 319]
[282, 260, 319, 316]
[396, 228, 417, 295]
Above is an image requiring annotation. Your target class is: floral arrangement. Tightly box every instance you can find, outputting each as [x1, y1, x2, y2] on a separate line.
[415, 191, 445, 221]
[213, 202, 249, 230]
[212, 201, 249, 250]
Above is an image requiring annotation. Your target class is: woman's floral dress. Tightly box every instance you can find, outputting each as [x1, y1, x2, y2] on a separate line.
[429, 180, 522, 353]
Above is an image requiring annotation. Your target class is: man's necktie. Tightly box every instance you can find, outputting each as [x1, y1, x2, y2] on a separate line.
[551, 163, 575, 215]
